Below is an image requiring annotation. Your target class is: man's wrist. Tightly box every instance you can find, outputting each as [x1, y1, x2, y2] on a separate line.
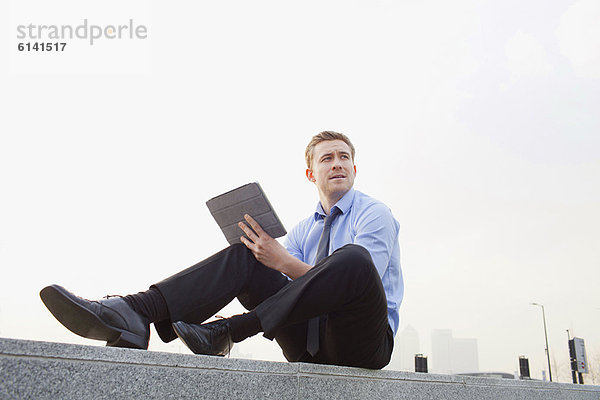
[280, 255, 311, 280]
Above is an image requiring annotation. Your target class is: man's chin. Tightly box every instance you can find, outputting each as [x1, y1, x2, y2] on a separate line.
[328, 184, 352, 198]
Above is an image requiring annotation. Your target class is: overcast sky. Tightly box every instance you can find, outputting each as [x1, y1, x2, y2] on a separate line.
[1, 0, 599, 381]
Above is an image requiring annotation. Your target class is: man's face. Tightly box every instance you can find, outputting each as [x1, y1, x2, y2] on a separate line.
[306, 139, 356, 203]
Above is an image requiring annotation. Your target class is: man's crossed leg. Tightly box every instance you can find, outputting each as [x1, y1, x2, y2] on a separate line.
[41, 243, 392, 369]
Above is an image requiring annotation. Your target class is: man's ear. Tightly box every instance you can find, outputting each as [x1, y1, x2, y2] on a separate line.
[306, 168, 315, 182]
[353, 165, 357, 176]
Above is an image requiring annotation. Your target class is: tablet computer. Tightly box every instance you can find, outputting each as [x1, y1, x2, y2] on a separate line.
[206, 182, 287, 245]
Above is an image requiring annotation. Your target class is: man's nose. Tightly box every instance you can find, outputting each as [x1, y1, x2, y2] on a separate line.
[331, 157, 343, 169]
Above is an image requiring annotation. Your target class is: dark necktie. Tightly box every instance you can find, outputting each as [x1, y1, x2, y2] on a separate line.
[306, 207, 341, 357]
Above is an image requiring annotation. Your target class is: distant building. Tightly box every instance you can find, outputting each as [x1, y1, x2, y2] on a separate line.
[399, 325, 421, 371]
[452, 337, 479, 373]
[431, 329, 479, 374]
[387, 325, 420, 371]
[431, 329, 453, 373]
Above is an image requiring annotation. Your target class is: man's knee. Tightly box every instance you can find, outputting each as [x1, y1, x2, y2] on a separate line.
[326, 244, 377, 277]
[229, 242, 248, 253]
[225, 243, 256, 266]
[333, 244, 374, 266]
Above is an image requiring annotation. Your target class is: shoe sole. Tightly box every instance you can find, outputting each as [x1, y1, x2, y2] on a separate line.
[40, 285, 147, 349]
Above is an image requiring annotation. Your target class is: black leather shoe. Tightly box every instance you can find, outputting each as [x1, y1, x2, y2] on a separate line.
[172, 319, 233, 356]
[40, 284, 150, 349]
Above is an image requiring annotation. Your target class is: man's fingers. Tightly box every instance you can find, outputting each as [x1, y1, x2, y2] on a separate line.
[238, 221, 258, 242]
[240, 235, 255, 251]
[244, 214, 266, 236]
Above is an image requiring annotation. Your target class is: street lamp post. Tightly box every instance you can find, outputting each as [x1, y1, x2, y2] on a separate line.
[531, 302, 553, 382]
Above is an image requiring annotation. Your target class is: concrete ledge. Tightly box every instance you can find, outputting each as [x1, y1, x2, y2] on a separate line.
[1, 337, 599, 399]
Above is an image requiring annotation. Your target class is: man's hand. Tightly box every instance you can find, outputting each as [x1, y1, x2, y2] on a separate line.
[238, 214, 290, 271]
[238, 214, 311, 279]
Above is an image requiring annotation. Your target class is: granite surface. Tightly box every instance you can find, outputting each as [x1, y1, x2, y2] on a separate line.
[1, 337, 599, 399]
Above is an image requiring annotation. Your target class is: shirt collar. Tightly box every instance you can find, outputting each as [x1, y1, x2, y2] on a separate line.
[313, 188, 355, 221]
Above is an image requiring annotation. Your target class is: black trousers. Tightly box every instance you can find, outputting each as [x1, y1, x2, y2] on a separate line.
[152, 243, 393, 369]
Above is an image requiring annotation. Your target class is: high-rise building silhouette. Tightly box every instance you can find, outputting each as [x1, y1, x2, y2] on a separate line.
[431, 329, 479, 374]
[387, 325, 420, 371]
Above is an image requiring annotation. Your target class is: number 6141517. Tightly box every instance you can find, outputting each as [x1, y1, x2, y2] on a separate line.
[18, 42, 67, 51]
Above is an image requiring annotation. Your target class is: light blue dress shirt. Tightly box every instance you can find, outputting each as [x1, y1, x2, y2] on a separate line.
[284, 188, 403, 336]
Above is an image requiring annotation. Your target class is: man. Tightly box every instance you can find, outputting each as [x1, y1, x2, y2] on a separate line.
[40, 131, 403, 369]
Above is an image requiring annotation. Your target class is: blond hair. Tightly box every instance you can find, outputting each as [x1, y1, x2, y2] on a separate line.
[305, 131, 355, 168]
